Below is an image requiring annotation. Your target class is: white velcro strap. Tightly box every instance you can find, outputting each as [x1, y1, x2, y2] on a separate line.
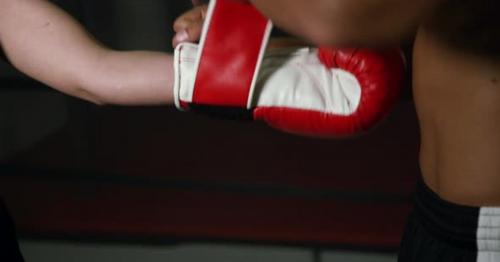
[173, 43, 198, 110]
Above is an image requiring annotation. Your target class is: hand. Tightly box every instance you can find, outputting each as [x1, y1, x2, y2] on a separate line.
[172, 5, 208, 48]
[191, 0, 204, 5]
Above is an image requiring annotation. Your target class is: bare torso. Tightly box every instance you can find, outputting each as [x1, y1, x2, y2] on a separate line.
[413, 27, 500, 206]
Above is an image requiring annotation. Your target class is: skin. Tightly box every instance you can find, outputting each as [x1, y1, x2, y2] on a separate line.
[172, 5, 208, 48]
[254, 0, 500, 206]
[0, 0, 174, 105]
[248, 0, 441, 47]
[413, 27, 500, 206]
[173, 1, 440, 47]
[175, 2, 500, 206]
[172, 4, 308, 49]
[1, 0, 495, 206]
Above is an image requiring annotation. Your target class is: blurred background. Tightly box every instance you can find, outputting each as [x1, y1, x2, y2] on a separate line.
[0, 0, 420, 261]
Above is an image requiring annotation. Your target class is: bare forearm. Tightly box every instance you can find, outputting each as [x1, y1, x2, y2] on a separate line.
[251, 0, 440, 47]
[84, 50, 173, 106]
[0, 0, 173, 105]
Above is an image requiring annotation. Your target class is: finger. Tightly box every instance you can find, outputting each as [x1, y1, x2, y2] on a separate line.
[173, 5, 206, 33]
[172, 18, 205, 48]
[172, 29, 189, 48]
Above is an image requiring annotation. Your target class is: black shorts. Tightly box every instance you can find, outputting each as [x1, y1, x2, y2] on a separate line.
[398, 180, 500, 262]
[0, 200, 24, 262]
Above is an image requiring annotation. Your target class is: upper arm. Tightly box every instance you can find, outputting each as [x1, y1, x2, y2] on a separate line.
[0, 0, 106, 97]
[252, 0, 440, 47]
[0, 0, 175, 106]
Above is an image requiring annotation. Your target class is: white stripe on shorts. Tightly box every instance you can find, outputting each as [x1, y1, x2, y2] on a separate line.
[477, 207, 500, 262]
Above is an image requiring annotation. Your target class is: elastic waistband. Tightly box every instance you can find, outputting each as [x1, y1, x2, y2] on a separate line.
[414, 179, 500, 251]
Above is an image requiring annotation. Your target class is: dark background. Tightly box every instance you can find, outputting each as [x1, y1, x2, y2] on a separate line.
[0, 0, 420, 253]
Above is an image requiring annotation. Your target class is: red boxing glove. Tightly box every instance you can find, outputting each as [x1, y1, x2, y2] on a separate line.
[173, 0, 405, 137]
[255, 47, 404, 136]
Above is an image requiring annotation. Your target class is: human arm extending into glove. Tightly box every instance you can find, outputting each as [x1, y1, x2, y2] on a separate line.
[0, 0, 174, 105]
[249, 0, 441, 47]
